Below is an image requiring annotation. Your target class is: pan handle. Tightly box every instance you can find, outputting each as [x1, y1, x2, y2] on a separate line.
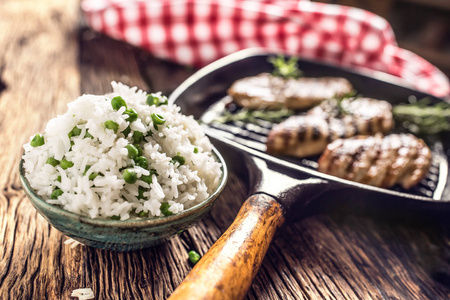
[168, 193, 285, 300]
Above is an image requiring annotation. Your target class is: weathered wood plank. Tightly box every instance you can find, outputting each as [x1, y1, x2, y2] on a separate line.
[1, 0, 450, 299]
[0, 0, 81, 299]
[79, 29, 149, 95]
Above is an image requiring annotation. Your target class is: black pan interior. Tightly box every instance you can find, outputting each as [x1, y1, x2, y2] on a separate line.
[169, 49, 450, 203]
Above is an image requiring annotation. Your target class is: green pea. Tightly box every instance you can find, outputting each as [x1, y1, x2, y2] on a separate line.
[193, 147, 198, 154]
[138, 186, 148, 200]
[132, 131, 144, 144]
[141, 169, 157, 184]
[68, 126, 82, 138]
[151, 113, 165, 125]
[171, 155, 185, 166]
[89, 173, 99, 180]
[111, 215, 121, 220]
[60, 159, 74, 170]
[126, 144, 139, 159]
[30, 134, 45, 147]
[111, 96, 127, 110]
[188, 250, 201, 264]
[46, 157, 59, 167]
[122, 126, 131, 138]
[104, 120, 119, 132]
[84, 130, 94, 139]
[146, 94, 160, 106]
[135, 144, 143, 156]
[135, 156, 148, 169]
[148, 95, 169, 106]
[83, 165, 91, 175]
[51, 188, 63, 199]
[56, 176, 61, 182]
[123, 169, 137, 184]
[137, 210, 148, 217]
[140, 174, 152, 184]
[160, 202, 173, 216]
[124, 108, 138, 123]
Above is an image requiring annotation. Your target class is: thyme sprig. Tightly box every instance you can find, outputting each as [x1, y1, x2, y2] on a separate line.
[393, 97, 450, 135]
[268, 55, 303, 79]
[215, 107, 294, 124]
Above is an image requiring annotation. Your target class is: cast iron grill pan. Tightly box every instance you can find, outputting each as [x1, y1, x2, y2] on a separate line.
[168, 49, 450, 300]
[170, 49, 450, 203]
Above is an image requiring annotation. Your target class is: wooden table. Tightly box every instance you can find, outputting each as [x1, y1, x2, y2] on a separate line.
[1, 1, 450, 299]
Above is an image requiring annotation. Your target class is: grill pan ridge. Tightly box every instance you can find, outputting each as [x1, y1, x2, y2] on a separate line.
[202, 96, 448, 200]
[169, 48, 450, 204]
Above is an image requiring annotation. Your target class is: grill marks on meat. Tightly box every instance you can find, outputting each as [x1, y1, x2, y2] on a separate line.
[266, 98, 394, 157]
[268, 115, 330, 157]
[318, 134, 432, 189]
[227, 73, 353, 110]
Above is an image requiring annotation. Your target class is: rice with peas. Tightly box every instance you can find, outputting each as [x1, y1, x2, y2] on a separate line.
[22, 82, 222, 220]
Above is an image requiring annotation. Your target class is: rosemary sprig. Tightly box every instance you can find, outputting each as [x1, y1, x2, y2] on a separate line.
[268, 55, 303, 79]
[393, 97, 450, 135]
[215, 107, 294, 124]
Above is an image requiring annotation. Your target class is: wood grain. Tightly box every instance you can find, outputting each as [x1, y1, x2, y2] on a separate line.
[1, 0, 450, 299]
[169, 194, 286, 300]
[0, 0, 81, 299]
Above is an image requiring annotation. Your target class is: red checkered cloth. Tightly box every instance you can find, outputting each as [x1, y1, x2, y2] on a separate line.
[81, 0, 450, 98]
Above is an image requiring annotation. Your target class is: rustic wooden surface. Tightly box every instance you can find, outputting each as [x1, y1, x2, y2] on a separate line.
[170, 194, 286, 300]
[1, 0, 450, 299]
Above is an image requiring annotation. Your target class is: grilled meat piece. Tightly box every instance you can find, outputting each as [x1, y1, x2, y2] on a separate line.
[266, 97, 394, 157]
[227, 73, 353, 110]
[318, 134, 432, 189]
[266, 115, 330, 157]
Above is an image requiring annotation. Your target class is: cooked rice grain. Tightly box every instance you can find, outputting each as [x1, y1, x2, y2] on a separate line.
[23, 82, 222, 220]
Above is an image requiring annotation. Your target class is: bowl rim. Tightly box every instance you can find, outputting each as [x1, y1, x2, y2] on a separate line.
[19, 146, 228, 228]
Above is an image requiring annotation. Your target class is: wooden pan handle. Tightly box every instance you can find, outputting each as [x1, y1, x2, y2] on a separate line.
[168, 193, 286, 300]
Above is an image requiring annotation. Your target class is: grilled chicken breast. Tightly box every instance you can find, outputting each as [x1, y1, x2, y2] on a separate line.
[317, 134, 432, 189]
[227, 73, 353, 110]
[266, 97, 394, 157]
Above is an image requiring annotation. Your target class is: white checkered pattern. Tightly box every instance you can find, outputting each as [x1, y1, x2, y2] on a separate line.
[81, 0, 450, 98]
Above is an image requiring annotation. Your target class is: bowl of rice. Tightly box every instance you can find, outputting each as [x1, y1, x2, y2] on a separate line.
[19, 82, 227, 251]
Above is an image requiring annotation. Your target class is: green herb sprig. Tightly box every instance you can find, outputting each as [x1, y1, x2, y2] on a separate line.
[268, 55, 303, 79]
[215, 107, 294, 124]
[393, 97, 450, 135]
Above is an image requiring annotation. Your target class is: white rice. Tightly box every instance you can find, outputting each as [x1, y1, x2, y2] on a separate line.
[71, 288, 94, 299]
[22, 82, 222, 220]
